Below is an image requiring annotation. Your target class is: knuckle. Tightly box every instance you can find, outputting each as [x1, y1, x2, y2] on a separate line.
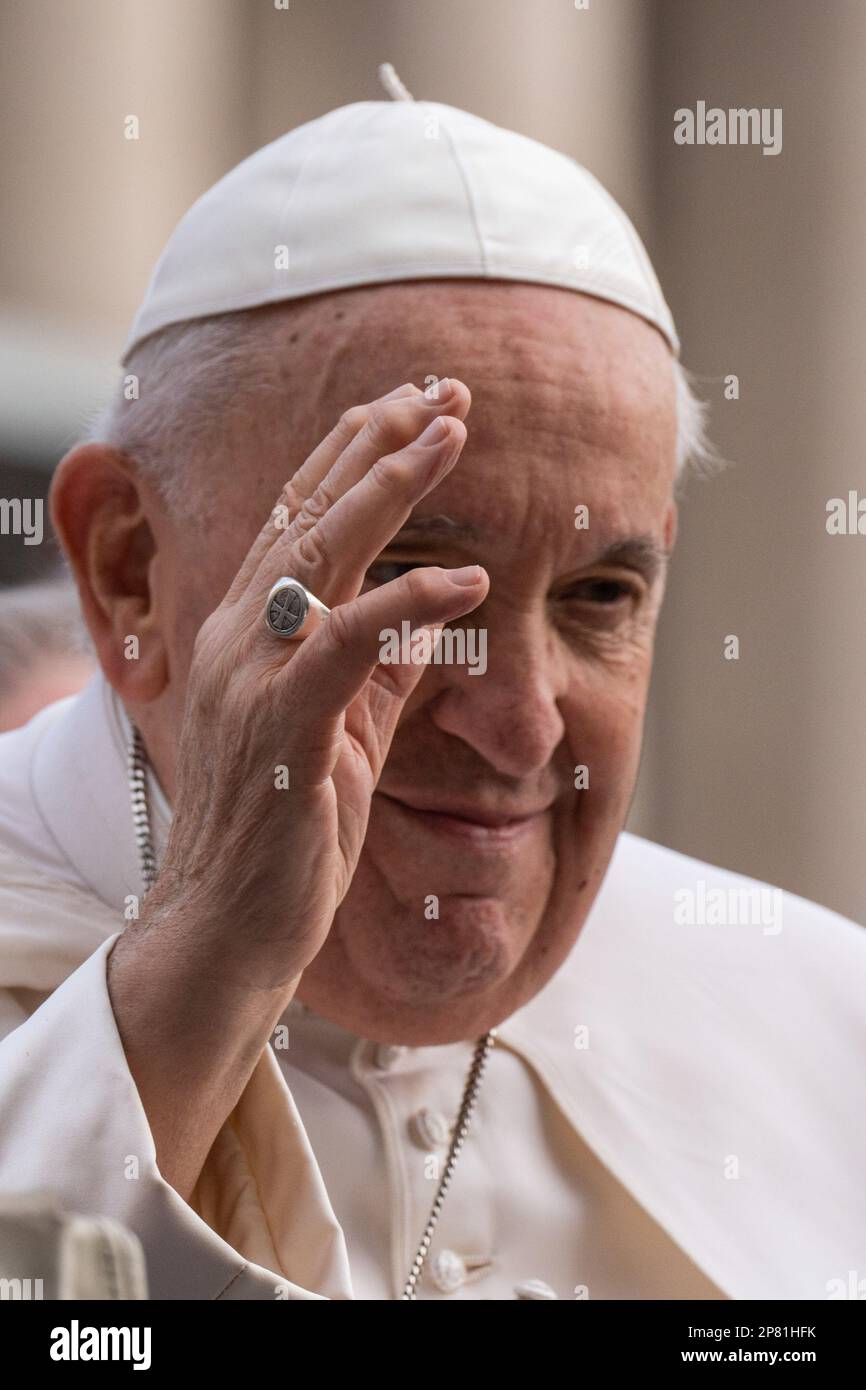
[323, 600, 354, 653]
[294, 522, 331, 570]
[277, 477, 304, 516]
[298, 476, 335, 525]
[367, 450, 410, 495]
[287, 477, 337, 544]
[290, 507, 318, 541]
[337, 404, 368, 439]
[405, 564, 444, 607]
[365, 398, 411, 447]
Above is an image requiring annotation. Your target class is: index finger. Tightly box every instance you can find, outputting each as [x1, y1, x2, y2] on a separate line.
[222, 381, 421, 607]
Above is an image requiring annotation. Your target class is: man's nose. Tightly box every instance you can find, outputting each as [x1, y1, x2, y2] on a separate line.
[426, 610, 567, 778]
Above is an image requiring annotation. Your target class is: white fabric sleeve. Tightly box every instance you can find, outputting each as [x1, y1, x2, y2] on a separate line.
[0, 934, 352, 1300]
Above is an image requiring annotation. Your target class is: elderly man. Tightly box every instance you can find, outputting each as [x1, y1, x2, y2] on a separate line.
[0, 91, 863, 1303]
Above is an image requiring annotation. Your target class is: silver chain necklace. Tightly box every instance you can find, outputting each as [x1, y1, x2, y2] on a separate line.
[127, 722, 496, 1300]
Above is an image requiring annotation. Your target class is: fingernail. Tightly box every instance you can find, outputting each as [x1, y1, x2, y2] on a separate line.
[447, 564, 482, 586]
[417, 416, 449, 446]
[424, 376, 452, 403]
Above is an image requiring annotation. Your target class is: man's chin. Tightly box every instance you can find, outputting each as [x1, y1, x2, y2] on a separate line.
[341, 894, 525, 1008]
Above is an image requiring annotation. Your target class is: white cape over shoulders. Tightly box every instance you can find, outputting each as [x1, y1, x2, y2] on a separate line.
[0, 674, 863, 1299]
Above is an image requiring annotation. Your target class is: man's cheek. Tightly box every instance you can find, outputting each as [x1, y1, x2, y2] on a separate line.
[563, 686, 646, 800]
[567, 635, 653, 715]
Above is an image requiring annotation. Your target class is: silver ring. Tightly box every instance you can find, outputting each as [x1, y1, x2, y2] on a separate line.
[265, 577, 330, 640]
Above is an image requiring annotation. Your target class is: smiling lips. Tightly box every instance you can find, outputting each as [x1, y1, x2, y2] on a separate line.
[377, 791, 552, 843]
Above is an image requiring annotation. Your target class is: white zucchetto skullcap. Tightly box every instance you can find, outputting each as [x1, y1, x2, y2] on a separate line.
[122, 77, 679, 364]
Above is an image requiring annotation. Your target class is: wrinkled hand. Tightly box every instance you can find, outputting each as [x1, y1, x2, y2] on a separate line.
[151, 380, 488, 992]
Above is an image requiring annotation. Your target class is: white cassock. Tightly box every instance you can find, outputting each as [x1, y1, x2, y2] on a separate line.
[0, 672, 863, 1301]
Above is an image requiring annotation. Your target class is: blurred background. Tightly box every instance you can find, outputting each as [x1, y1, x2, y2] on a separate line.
[1, 0, 864, 922]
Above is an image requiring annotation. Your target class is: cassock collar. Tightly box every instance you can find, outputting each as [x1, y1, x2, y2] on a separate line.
[31, 671, 171, 912]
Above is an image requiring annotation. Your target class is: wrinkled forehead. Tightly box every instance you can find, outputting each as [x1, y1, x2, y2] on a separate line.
[283, 279, 676, 474]
[202, 281, 677, 561]
[277, 283, 676, 574]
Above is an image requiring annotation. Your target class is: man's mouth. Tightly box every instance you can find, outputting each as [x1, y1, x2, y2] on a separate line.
[375, 790, 552, 843]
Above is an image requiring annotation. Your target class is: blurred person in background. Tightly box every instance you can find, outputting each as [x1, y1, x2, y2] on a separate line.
[0, 575, 94, 733]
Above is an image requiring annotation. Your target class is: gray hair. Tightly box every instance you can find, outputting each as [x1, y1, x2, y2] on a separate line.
[83, 305, 715, 524]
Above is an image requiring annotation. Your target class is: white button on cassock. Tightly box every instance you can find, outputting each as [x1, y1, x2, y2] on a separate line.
[428, 1252, 495, 1294]
[430, 1249, 467, 1293]
[409, 1107, 450, 1150]
[373, 1043, 407, 1070]
[514, 1278, 558, 1300]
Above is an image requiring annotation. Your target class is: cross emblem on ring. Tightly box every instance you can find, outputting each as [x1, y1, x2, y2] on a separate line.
[268, 585, 304, 634]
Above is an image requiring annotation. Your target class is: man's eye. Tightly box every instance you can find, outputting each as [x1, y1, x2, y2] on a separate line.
[364, 560, 421, 587]
[564, 578, 635, 605]
[365, 566, 638, 608]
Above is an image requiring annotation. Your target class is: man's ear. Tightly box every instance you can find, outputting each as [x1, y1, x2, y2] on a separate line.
[49, 444, 168, 701]
[663, 498, 678, 553]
